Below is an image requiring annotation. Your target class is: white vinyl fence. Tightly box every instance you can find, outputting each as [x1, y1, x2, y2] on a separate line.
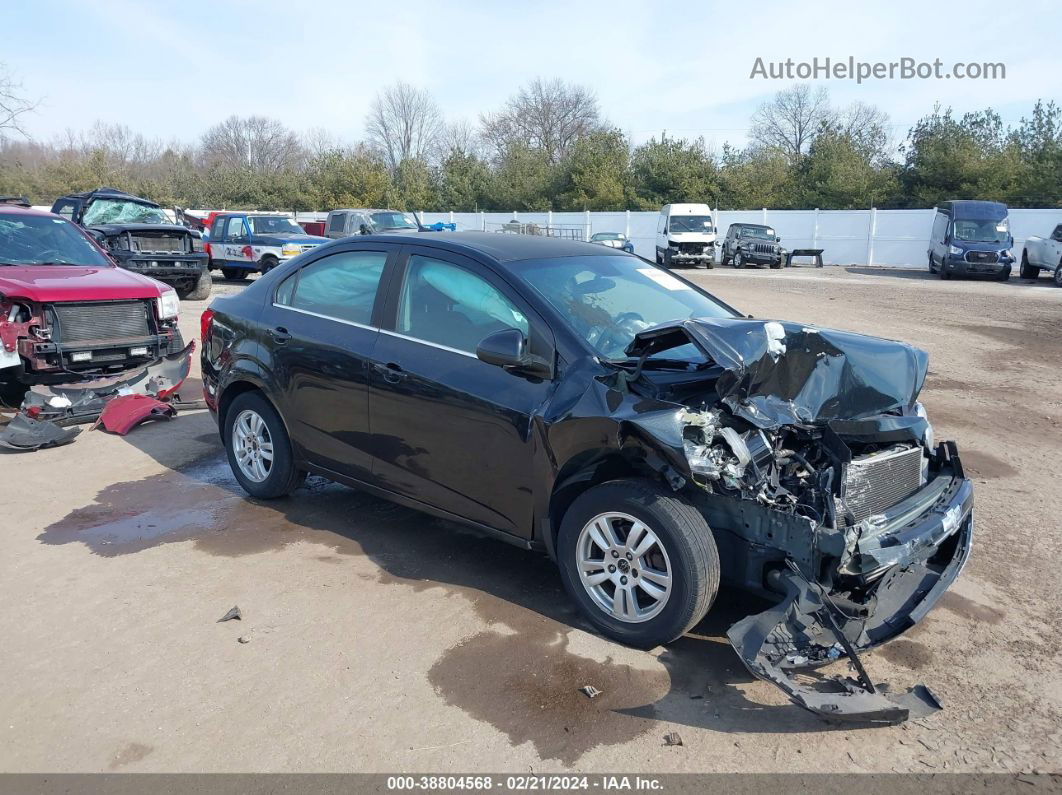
[395, 208, 1062, 267]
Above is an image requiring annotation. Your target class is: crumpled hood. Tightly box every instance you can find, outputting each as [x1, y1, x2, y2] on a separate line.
[627, 317, 928, 428]
[253, 233, 330, 245]
[0, 265, 166, 302]
[89, 223, 195, 236]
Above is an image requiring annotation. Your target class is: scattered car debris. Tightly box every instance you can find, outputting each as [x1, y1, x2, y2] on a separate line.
[95, 394, 177, 435]
[237, 636, 251, 644]
[578, 685, 601, 699]
[0, 412, 82, 451]
[217, 606, 242, 622]
[663, 732, 683, 747]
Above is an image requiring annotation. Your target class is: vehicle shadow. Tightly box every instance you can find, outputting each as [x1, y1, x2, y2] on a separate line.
[846, 265, 1060, 287]
[47, 413, 864, 736]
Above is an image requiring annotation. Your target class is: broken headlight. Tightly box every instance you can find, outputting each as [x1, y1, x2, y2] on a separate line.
[914, 401, 934, 452]
[156, 289, 180, 321]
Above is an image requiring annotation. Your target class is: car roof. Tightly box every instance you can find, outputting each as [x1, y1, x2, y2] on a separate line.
[732, 223, 771, 229]
[359, 231, 618, 263]
[331, 208, 398, 214]
[938, 200, 1008, 218]
[0, 204, 58, 218]
[62, 187, 159, 207]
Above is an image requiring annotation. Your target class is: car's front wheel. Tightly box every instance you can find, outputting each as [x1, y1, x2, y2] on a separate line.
[1020, 251, 1039, 279]
[557, 479, 720, 649]
[734, 251, 745, 269]
[223, 391, 303, 498]
[1054, 263, 1062, 288]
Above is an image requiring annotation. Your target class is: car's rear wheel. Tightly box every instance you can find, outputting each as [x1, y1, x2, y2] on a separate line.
[557, 479, 720, 649]
[221, 267, 247, 281]
[1020, 251, 1039, 279]
[223, 391, 303, 499]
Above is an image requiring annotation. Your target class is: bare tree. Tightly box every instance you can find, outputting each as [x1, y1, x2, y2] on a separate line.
[0, 64, 37, 139]
[749, 84, 832, 162]
[835, 101, 893, 163]
[200, 115, 304, 173]
[480, 78, 601, 163]
[438, 119, 481, 158]
[364, 82, 444, 171]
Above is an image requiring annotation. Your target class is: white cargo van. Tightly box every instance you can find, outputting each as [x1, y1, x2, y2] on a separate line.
[655, 203, 716, 268]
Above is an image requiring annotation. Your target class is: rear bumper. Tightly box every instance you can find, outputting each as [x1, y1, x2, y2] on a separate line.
[727, 443, 974, 723]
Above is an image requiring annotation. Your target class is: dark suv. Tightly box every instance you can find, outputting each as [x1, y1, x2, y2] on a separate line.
[52, 188, 210, 299]
[721, 223, 784, 268]
[202, 232, 972, 722]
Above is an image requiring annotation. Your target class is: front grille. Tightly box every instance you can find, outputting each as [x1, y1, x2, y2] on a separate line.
[752, 243, 777, 255]
[836, 445, 925, 525]
[965, 250, 999, 264]
[49, 301, 153, 344]
[131, 234, 188, 253]
[676, 242, 708, 254]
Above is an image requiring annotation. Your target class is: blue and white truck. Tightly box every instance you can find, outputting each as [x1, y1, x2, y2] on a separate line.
[206, 213, 330, 279]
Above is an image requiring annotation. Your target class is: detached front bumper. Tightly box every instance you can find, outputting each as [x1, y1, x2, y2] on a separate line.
[727, 443, 974, 723]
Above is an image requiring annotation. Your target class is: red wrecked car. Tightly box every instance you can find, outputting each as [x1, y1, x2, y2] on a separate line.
[0, 198, 185, 390]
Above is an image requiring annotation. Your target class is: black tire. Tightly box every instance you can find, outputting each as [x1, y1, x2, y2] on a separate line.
[655, 250, 663, 266]
[939, 260, 951, 280]
[223, 391, 303, 499]
[769, 260, 782, 270]
[1020, 251, 1039, 280]
[996, 266, 1011, 282]
[1054, 263, 1062, 288]
[179, 271, 212, 300]
[556, 478, 720, 649]
[734, 251, 745, 269]
[662, 249, 673, 269]
[928, 253, 937, 273]
[721, 253, 731, 267]
[221, 267, 248, 281]
[259, 256, 279, 274]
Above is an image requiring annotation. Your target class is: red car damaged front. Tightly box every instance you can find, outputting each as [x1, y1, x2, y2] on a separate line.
[0, 202, 184, 389]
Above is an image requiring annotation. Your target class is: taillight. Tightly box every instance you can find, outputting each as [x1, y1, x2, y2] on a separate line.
[200, 308, 215, 344]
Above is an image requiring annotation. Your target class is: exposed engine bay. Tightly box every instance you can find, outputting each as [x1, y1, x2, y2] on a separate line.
[609, 316, 974, 723]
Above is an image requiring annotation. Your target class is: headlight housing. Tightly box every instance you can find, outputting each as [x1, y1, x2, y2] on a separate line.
[156, 290, 180, 320]
[281, 244, 302, 257]
[949, 245, 963, 256]
[191, 236, 205, 252]
[914, 401, 934, 452]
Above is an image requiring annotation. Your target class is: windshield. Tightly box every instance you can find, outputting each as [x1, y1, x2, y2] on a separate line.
[371, 211, 418, 231]
[669, 215, 713, 234]
[952, 217, 1010, 244]
[0, 213, 111, 267]
[592, 233, 624, 241]
[249, 216, 304, 236]
[741, 226, 775, 240]
[82, 198, 169, 225]
[519, 255, 737, 361]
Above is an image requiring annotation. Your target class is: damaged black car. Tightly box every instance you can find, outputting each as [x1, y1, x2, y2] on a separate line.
[202, 233, 973, 723]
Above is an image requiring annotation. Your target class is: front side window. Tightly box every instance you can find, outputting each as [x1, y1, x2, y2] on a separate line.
[0, 213, 112, 267]
[82, 199, 169, 225]
[519, 255, 736, 361]
[287, 250, 387, 325]
[397, 255, 528, 354]
[371, 211, 418, 231]
[225, 217, 247, 239]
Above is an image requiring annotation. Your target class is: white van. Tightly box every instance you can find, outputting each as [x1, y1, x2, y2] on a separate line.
[655, 203, 716, 268]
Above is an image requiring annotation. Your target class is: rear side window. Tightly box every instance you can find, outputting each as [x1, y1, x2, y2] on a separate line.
[287, 250, 387, 325]
[225, 217, 246, 239]
[397, 255, 528, 354]
[326, 212, 346, 234]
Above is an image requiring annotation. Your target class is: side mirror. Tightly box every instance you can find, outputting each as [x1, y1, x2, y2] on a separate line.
[476, 328, 551, 378]
[775, 236, 781, 242]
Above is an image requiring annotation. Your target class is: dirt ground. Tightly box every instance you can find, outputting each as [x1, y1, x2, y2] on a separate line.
[1, 266, 1060, 774]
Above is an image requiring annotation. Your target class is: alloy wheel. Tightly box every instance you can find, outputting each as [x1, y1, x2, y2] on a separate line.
[232, 408, 274, 483]
[576, 512, 673, 623]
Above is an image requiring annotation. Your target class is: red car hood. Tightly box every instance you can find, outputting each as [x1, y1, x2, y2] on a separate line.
[0, 265, 165, 302]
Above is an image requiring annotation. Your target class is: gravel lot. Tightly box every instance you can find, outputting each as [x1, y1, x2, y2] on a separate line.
[1, 266, 1059, 774]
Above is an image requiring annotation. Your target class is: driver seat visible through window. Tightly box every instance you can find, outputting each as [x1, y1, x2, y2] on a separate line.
[397, 255, 528, 354]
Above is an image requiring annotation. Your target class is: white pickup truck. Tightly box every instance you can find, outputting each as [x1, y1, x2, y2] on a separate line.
[1020, 222, 1062, 286]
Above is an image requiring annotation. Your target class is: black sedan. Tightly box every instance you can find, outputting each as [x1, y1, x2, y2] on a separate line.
[201, 232, 972, 722]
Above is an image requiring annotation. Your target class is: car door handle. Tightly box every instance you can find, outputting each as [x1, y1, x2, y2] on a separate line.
[374, 361, 406, 384]
[269, 326, 291, 344]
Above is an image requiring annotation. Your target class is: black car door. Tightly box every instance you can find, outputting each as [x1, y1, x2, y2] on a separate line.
[368, 246, 556, 538]
[261, 243, 397, 481]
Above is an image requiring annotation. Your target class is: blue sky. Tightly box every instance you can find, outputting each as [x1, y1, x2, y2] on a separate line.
[5, 0, 1060, 154]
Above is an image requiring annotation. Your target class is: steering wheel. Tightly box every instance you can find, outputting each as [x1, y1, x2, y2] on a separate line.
[595, 312, 646, 358]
